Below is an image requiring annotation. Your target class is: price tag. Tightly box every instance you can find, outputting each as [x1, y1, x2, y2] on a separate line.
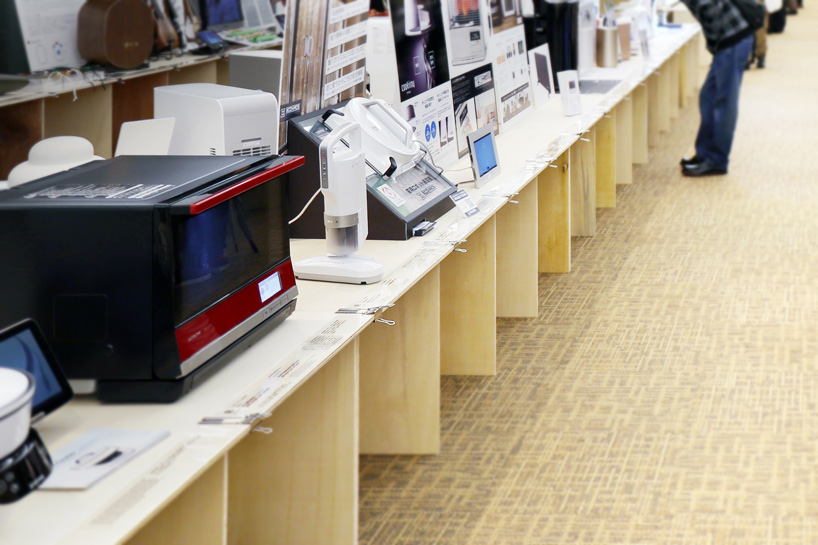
[450, 190, 479, 217]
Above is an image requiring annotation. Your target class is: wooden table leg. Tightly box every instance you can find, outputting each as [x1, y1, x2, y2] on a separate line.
[497, 181, 539, 318]
[570, 129, 596, 237]
[595, 112, 616, 208]
[441, 217, 497, 376]
[227, 341, 359, 545]
[359, 270, 441, 454]
[632, 84, 649, 164]
[615, 97, 633, 185]
[538, 152, 571, 273]
[647, 73, 661, 147]
[658, 64, 672, 133]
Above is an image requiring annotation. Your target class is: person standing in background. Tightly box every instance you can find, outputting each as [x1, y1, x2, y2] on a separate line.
[679, 0, 755, 177]
[748, 0, 781, 68]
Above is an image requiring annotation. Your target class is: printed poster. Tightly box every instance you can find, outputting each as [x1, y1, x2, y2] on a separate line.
[388, 0, 451, 102]
[400, 83, 459, 168]
[440, 0, 492, 78]
[450, 63, 498, 157]
[487, 0, 532, 126]
[279, 0, 369, 144]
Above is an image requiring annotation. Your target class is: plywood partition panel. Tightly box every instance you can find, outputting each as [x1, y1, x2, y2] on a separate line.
[570, 129, 596, 237]
[497, 181, 539, 317]
[45, 86, 113, 158]
[658, 65, 671, 133]
[441, 217, 497, 376]
[228, 341, 359, 545]
[360, 269, 440, 454]
[126, 457, 226, 545]
[168, 60, 218, 85]
[595, 112, 616, 208]
[679, 45, 690, 108]
[615, 97, 633, 185]
[669, 53, 681, 119]
[632, 84, 649, 164]
[538, 152, 571, 273]
[647, 73, 661, 147]
[112, 72, 170, 153]
[0, 100, 43, 179]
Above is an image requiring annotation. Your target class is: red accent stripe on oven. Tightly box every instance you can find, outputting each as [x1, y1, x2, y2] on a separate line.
[174, 260, 297, 362]
[189, 156, 305, 215]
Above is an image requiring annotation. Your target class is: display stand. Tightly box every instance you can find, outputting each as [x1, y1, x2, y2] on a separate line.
[0, 25, 704, 545]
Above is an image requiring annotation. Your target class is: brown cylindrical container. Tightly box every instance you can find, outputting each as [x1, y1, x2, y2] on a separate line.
[618, 22, 632, 61]
[78, 0, 154, 69]
[596, 27, 618, 68]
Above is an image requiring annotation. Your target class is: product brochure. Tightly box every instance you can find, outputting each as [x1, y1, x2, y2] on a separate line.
[41, 428, 171, 490]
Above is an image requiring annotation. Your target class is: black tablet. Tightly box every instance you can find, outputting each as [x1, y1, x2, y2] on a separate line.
[0, 319, 73, 422]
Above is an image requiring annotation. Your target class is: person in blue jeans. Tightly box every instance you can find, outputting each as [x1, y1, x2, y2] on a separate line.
[680, 0, 755, 176]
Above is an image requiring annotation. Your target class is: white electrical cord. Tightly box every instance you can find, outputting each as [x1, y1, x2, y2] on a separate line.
[288, 188, 321, 225]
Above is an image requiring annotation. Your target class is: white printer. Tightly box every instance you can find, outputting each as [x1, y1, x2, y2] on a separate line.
[154, 83, 279, 156]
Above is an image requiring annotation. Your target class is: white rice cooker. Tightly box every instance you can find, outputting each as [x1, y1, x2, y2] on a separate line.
[0, 368, 53, 509]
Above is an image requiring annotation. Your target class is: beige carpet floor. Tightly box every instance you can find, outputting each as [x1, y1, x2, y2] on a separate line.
[359, 8, 818, 544]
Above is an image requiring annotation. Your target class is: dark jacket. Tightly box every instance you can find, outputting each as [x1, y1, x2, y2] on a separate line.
[681, 0, 754, 53]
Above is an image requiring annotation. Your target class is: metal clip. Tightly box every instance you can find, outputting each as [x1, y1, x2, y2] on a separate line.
[547, 163, 559, 169]
[337, 304, 395, 315]
[579, 138, 591, 142]
[375, 318, 396, 326]
[454, 248, 468, 253]
[604, 114, 612, 118]
[508, 200, 519, 204]
[252, 426, 273, 435]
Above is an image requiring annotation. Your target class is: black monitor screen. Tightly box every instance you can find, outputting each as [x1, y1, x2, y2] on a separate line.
[203, 0, 243, 29]
[0, 320, 73, 417]
[474, 133, 497, 177]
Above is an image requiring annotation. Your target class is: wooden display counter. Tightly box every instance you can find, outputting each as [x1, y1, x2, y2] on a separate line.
[0, 25, 701, 545]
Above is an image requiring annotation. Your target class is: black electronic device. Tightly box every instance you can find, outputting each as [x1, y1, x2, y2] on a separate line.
[0, 319, 73, 422]
[200, 0, 243, 31]
[196, 29, 227, 52]
[0, 154, 304, 403]
[286, 101, 457, 241]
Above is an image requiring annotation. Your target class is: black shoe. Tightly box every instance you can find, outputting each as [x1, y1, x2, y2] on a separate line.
[680, 155, 703, 166]
[682, 160, 727, 177]
[757, 56, 765, 69]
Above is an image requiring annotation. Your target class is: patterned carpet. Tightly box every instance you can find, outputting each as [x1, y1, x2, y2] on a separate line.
[360, 8, 818, 544]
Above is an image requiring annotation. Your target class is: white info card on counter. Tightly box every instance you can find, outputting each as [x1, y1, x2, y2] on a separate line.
[41, 428, 170, 490]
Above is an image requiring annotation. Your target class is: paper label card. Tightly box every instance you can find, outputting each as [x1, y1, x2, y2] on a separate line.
[450, 189, 479, 217]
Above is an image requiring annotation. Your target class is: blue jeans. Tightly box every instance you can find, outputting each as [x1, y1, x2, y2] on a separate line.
[695, 35, 754, 170]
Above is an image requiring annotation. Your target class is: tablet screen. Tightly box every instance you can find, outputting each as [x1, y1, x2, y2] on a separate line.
[0, 320, 72, 418]
[473, 133, 498, 177]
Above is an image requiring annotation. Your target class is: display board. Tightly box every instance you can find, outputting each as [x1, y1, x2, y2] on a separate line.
[450, 64, 497, 157]
[487, 0, 532, 127]
[279, 0, 369, 145]
[389, 0, 458, 168]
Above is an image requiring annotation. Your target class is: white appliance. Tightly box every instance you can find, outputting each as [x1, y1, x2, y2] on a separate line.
[557, 70, 582, 116]
[329, 98, 424, 179]
[448, 0, 487, 66]
[0, 369, 34, 460]
[154, 83, 279, 156]
[293, 123, 383, 284]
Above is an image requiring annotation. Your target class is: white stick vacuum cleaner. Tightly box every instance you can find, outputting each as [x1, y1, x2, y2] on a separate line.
[293, 122, 384, 284]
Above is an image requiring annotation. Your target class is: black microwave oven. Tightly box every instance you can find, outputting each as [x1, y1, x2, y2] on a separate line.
[0, 154, 304, 402]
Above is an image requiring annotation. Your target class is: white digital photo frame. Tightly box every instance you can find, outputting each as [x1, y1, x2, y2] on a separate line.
[466, 124, 501, 188]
